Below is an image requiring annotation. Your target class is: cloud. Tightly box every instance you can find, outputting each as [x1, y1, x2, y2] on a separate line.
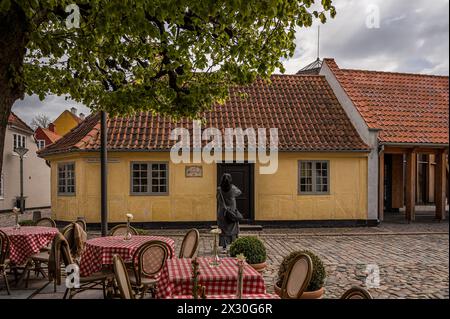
[283, 0, 449, 75]
[12, 95, 91, 126]
[12, 0, 449, 124]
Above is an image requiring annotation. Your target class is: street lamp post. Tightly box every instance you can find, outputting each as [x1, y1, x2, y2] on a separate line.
[14, 147, 28, 214]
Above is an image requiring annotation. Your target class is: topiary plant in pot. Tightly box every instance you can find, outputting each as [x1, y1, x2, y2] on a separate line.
[229, 236, 267, 272]
[275, 250, 326, 299]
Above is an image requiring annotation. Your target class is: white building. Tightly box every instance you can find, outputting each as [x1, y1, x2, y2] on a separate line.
[0, 113, 51, 212]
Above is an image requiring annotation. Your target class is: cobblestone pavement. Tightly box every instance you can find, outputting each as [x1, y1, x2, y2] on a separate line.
[0, 211, 448, 299]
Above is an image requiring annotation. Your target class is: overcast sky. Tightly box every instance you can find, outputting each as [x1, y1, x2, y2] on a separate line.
[12, 0, 450, 125]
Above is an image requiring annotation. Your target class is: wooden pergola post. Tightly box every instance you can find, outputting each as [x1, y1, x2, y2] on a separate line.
[405, 149, 416, 222]
[435, 149, 447, 221]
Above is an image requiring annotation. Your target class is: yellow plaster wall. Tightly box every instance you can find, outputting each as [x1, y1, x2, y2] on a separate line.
[255, 153, 368, 220]
[53, 111, 79, 136]
[48, 152, 368, 223]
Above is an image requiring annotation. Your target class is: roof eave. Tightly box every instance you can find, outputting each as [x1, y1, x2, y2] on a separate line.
[40, 147, 371, 158]
[380, 142, 449, 148]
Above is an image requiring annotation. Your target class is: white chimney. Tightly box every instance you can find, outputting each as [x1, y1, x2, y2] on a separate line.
[70, 107, 77, 115]
[79, 113, 85, 121]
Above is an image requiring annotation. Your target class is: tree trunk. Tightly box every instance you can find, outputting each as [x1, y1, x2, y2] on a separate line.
[0, 3, 29, 174]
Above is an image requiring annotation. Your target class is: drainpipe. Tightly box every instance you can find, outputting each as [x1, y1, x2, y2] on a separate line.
[100, 111, 108, 236]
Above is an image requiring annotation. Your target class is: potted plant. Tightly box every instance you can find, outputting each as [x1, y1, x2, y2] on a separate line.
[229, 236, 267, 272]
[275, 250, 326, 299]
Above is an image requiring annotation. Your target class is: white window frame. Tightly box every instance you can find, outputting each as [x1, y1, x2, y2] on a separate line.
[37, 139, 46, 149]
[130, 162, 169, 195]
[13, 133, 26, 150]
[57, 162, 76, 196]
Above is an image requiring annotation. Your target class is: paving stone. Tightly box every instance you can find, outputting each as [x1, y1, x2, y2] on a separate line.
[0, 211, 448, 299]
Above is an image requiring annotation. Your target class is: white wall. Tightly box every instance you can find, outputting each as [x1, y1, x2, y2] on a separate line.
[320, 63, 380, 221]
[0, 126, 51, 211]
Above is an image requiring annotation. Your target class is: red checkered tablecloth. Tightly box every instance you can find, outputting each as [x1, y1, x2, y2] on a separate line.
[168, 293, 279, 299]
[156, 257, 267, 299]
[79, 236, 175, 276]
[0, 226, 59, 265]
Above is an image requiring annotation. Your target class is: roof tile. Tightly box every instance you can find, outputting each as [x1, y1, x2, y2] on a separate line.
[39, 75, 369, 157]
[324, 58, 449, 144]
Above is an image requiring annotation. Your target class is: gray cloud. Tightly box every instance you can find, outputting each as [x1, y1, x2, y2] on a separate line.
[12, 95, 91, 126]
[284, 0, 449, 75]
[12, 0, 449, 125]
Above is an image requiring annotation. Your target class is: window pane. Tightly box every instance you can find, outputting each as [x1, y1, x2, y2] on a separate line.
[300, 161, 328, 194]
[314, 162, 328, 193]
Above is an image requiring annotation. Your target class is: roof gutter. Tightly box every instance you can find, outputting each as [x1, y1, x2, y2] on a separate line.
[39, 147, 371, 158]
[380, 142, 449, 148]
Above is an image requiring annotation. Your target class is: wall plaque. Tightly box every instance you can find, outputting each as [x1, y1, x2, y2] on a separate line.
[185, 165, 203, 177]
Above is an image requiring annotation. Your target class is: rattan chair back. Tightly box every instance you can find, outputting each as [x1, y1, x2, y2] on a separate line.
[280, 253, 313, 299]
[113, 254, 135, 299]
[179, 229, 200, 259]
[36, 217, 56, 228]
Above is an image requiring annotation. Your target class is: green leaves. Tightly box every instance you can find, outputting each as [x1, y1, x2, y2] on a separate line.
[0, 0, 11, 12]
[16, 0, 336, 119]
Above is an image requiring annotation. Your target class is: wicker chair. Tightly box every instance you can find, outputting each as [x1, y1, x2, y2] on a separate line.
[35, 217, 56, 228]
[108, 224, 139, 237]
[58, 234, 113, 299]
[129, 240, 170, 298]
[0, 230, 11, 295]
[179, 229, 200, 258]
[112, 254, 135, 299]
[61, 222, 87, 260]
[24, 249, 50, 288]
[75, 219, 87, 231]
[340, 286, 373, 299]
[279, 253, 313, 299]
[36, 218, 57, 253]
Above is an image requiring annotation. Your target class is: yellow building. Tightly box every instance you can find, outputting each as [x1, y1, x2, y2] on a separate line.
[39, 76, 374, 227]
[49, 107, 84, 137]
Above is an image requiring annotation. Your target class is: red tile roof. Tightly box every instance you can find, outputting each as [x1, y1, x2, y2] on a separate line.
[38, 75, 369, 157]
[323, 58, 449, 145]
[34, 127, 62, 145]
[7, 112, 34, 134]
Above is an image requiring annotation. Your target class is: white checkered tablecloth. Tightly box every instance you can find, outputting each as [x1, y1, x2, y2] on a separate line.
[79, 236, 175, 276]
[0, 226, 59, 265]
[156, 257, 267, 299]
[168, 293, 280, 299]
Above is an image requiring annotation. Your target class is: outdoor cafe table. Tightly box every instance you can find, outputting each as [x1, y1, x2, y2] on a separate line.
[79, 235, 175, 276]
[0, 226, 59, 265]
[156, 257, 267, 299]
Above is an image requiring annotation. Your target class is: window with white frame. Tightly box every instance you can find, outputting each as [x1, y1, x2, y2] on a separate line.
[13, 133, 26, 150]
[0, 174, 4, 199]
[298, 160, 330, 194]
[131, 162, 168, 195]
[58, 162, 76, 195]
[37, 140, 46, 150]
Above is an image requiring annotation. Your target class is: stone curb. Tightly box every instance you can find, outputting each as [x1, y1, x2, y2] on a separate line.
[253, 231, 449, 237]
